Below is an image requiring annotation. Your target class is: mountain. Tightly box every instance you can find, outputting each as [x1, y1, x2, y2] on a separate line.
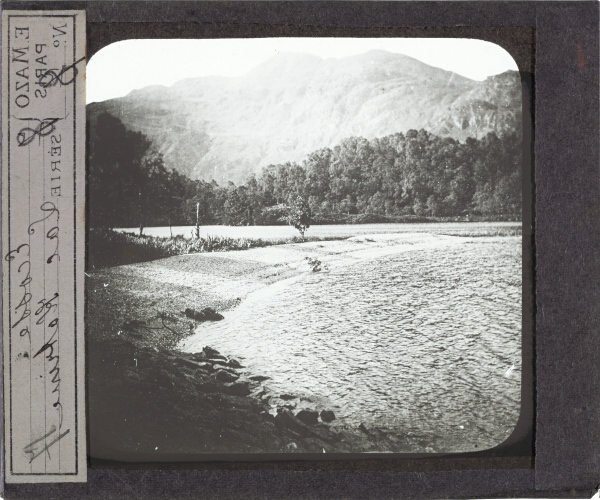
[87, 50, 522, 184]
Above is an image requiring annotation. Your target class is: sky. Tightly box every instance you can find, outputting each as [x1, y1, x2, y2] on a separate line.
[87, 38, 519, 104]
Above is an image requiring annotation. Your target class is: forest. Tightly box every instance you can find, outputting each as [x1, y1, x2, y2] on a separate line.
[88, 113, 522, 229]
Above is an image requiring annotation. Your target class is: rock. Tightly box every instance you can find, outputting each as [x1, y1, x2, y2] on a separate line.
[182, 373, 205, 391]
[174, 357, 211, 371]
[212, 364, 238, 376]
[320, 410, 336, 423]
[94, 338, 139, 370]
[225, 381, 251, 397]
[125, 331, 143, 339]
[185, 308, 224, 322]
[203, 346, 221, 357]
[249, 375, 270, 382]
[184, 308, 201, 320]
[190, 352, 208, 361]
[101, 337, 137, 354]
[284, 442, 298, 452]
[305, 257, 322, 272]
[202, 308, 224, 321]
[302, 437, 330, 452]
[279, 394, 296, 401]
[358, 423, 372, 436]
[213, 369, 239, 383]
[295, 410, 319, 426]
[260, 411, 276, 424]
[227, 358, 243, 368]
[203, 347, 227, 361]
[274, 410, 339, 445]
[207, 358, 228, 367]
[311, 426, 342, 444]
[274, 410, 311, 437]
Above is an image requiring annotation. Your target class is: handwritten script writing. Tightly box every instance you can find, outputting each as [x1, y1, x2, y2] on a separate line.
[23, 426, 70, 463]
[28, 201, 60, 263]
[38, 55, 85, 88]
[3, 10, 86, 482]
[16, 117, 63, 147]
[5, 244, 32, 339]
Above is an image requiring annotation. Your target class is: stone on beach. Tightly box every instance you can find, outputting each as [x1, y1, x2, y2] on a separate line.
[274, 409, 312, 436]
[284, 442, 298, 452]
[227, 358, 243, 368]
[203, 346, 227, 360]
[213, 369, 239, 382]
[295, 410, 319, 426]
[203, 346, 221, 357]
[213, 364, 239, 375]
[358, 423, 372, 436]
[320, 410, 336, 423]
[185, 307, 224, 322]
[207, 358, 229, 367]
[174, 357, 211, 371]
[224, 381, 252, 396]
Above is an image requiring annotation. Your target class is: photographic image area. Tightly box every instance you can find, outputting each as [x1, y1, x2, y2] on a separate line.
[85, 38, 523, 459]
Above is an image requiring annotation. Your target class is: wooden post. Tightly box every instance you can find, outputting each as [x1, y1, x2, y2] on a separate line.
[139, 190, 144, 236]
[195, 202, 200, 239]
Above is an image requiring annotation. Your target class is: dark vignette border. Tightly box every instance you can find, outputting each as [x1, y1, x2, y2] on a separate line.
[2, 1, 599, 498]
[82, 22, 535, 468]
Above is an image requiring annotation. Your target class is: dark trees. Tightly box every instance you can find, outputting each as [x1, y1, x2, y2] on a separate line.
[89, 111, 522, 229]
[89, 113, 176, 230]
[254, 129, 520, 222]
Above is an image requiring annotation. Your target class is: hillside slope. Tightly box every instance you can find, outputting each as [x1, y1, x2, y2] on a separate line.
[88, 50, 522, 184]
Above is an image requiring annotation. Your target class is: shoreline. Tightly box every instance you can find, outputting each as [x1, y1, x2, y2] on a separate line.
[86, 232, 519, 458]
[90, 222, 521, 269]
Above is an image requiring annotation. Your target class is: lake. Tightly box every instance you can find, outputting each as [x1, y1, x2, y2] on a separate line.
[116, 221, 520, 240]
[177, 226, 522, 453]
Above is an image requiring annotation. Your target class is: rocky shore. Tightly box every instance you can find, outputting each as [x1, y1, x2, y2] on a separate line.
[87, 234, 484, 459]
[87, 314, 408, 460]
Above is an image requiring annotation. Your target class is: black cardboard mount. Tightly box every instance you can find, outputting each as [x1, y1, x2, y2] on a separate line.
[2, 1, 599, 498]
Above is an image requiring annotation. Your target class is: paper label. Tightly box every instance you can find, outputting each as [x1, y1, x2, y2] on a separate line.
[2, 10, 87, 483]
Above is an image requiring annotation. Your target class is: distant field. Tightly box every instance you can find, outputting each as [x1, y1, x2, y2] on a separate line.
[116, 222, 522, 240]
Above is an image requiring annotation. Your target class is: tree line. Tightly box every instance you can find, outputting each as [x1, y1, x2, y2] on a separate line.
[88, 113, 522, 230]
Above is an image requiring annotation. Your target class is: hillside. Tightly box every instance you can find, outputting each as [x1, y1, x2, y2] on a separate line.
[87, 50, 522, 184]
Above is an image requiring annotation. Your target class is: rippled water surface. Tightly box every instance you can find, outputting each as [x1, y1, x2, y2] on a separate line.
[183, 237, 522, 452]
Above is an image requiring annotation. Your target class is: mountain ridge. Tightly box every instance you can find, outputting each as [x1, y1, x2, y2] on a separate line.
[88, 51, 522, 184]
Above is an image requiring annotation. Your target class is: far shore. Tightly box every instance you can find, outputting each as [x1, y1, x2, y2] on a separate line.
[86, 230, 520, 459]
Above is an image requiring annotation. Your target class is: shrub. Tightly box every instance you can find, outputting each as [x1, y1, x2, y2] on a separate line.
[286, 196, 312, 239]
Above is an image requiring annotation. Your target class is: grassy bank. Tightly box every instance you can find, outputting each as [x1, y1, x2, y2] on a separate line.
[88, 223, 521, 269]
[87, 228, 342, 269]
